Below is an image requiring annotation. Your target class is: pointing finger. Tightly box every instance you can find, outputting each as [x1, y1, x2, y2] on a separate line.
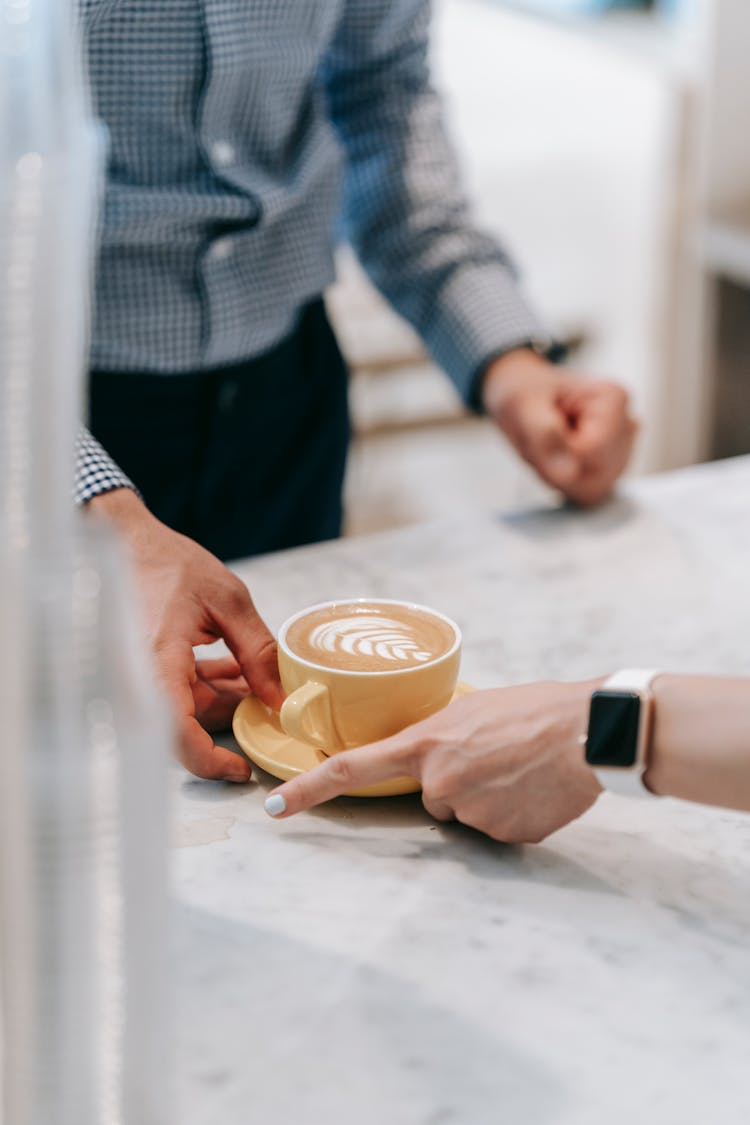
[264, 736, 416, 817]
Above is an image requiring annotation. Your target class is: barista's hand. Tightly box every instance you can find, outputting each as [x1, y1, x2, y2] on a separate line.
[88, 488, 283, 782]
[482, 350, 638, 507]
[193, 656, 252, 731]
[265, 681, 603, 843]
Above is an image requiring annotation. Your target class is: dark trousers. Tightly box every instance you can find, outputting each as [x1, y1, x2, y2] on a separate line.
[89, 300, 350, 562]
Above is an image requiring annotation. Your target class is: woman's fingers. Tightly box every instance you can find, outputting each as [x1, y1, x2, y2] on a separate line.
[264, 735, 415, 817]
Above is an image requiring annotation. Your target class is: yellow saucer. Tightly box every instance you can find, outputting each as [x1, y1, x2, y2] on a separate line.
[232, 682, 476, 799]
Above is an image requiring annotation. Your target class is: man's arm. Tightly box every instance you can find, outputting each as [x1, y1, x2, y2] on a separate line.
[323, 0, 548, 404]
[78, 429, 284, 781]
[323, 2, 637, 504]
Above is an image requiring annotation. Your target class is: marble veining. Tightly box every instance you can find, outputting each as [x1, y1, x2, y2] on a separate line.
[177, 457, 750, 1125]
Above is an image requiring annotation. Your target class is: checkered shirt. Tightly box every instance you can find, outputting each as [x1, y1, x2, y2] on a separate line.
[77, 0, 551, 503]
[74, 430, 139, 505]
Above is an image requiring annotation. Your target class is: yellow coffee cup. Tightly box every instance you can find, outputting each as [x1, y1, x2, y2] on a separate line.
[277, 598, 462, 753]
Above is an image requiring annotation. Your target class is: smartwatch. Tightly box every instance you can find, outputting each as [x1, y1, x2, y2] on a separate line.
[584, 670, 661, 798]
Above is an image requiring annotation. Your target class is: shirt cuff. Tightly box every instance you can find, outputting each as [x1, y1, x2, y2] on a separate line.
[74, 429, 140, 505]
[421, 260, 561, 410]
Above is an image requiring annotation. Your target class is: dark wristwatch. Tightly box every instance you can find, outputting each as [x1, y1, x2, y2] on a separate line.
[583, 670, 661, 798]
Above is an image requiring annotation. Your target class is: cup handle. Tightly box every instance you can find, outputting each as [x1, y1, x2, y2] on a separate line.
[280, 682, 342, 752]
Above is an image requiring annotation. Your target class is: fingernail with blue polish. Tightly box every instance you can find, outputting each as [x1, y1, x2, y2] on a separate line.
[265, 793, 286, 817]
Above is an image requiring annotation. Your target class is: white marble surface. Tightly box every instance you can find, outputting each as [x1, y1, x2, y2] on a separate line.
[174, 457, 750, 1125]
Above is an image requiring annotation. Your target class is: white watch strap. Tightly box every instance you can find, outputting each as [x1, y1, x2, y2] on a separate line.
[593, 764, 654, 799]
[591, 669, 661, 799]
[603, 669, 661, 693]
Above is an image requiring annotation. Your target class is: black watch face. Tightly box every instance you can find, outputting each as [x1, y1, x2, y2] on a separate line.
[586, 691, 641, 768]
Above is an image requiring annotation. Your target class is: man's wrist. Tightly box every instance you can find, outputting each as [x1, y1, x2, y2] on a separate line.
[86, 486, 148, 529]
[480, 347, 558, 416]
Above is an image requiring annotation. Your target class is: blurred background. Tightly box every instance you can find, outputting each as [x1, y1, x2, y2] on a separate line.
[332, 0, 750, 534]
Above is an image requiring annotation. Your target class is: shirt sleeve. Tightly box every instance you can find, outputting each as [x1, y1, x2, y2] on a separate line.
[322, 0, 557, 407]
[74, 428, 139, 505]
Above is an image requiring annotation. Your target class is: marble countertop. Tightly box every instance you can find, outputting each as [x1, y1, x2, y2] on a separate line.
[174, 456, 750, 1125]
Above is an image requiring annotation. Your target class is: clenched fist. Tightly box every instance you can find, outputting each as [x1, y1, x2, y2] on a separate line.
[482, 349, 638, 507]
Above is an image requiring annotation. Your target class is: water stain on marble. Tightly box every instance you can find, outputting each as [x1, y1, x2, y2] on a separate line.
[173, 815, 236, 848]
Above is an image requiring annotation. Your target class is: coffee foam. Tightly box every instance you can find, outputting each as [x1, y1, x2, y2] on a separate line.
[284, 602, 456, 673]
[309, 615, 433, 665]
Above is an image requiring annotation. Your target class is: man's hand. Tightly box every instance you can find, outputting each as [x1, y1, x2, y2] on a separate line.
[264, 681, 603, 844]
[482, 349, 638, 507]
[88, 488, 283, 782]
[192, 656, 253, 732]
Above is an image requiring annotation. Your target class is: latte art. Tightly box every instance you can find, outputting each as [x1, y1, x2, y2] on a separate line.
[284, 601, 457, 673]
[309, 616, 433, 665]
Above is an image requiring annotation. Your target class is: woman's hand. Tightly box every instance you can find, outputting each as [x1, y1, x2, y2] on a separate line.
[265, 681, 603, 843]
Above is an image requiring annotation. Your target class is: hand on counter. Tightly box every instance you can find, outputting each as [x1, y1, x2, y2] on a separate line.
[265, 673, 750, 835]
[87, 488, 284, 782]
[265, 682, 603, 843]
[481, 349, 638, 507]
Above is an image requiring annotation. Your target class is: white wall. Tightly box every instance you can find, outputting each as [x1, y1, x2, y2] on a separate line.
[431, 0, 686, 471]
